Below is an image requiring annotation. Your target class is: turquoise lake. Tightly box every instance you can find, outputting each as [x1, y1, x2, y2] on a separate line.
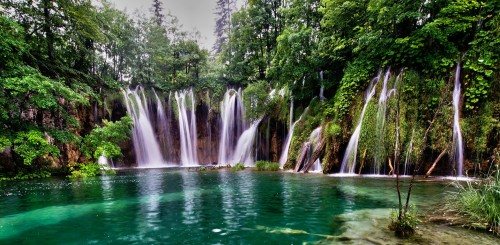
[0, 169, 454, 244]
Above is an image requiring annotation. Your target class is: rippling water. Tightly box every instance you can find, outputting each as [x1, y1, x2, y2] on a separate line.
[0, 169, 451, 244]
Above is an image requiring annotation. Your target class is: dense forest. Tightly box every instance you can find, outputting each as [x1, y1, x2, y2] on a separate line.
[0, 0, 499, 179]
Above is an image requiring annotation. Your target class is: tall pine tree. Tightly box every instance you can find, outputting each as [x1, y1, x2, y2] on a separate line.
[213, 0, 236, 53]
[151, 0, 164, 26]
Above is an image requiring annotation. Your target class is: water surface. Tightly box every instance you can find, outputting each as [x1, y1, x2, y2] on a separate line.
[0, 169, 452, 244]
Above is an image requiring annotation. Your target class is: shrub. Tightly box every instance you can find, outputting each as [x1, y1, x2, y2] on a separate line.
[68, 162, 114, 178]
[389, 204, 420, 238]
[449, 171, 500, 234]
[255, 161, 280, 171]
[0, 169, 51, 181]
[231, 163, 245, 171]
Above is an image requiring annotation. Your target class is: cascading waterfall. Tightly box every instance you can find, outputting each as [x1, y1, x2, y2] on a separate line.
[218, 89, 246, 165]
[320, 71, 326, 101]
[279, 106, 308, 168]
[374, 70, 390, 173]
[175, 89, 198, 166]
[403, 129, 415, 176]
[279, 99, 294, 167]
[228, 118, 262, 166]
[340, 77, 379, 174]
[154, 90, 175, 163]
[123, 88, 165, 167]
[289, 98, 294, 131]
[98, 154, 108, 165]
[452, 64, 464, 176]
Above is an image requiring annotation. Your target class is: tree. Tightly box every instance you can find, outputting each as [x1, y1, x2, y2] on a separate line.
[151, 0, 165, 27]
[213, 0, 236, 53]
[268, 0, 323, 102]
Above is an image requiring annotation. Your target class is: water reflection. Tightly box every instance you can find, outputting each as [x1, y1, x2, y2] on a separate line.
[101, 175, 114, 217]
[181, 171, 200, 226]
[136, 170, 163, 238]
[0, 170, 471, 244]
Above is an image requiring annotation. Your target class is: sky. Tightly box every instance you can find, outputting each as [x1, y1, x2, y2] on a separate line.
[107, 0, 243, 51]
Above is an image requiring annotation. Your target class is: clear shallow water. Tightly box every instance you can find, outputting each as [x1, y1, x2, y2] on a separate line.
[0, 169, 451, 244]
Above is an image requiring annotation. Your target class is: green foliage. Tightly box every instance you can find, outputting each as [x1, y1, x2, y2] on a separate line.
[81, 116, 133, 161]
[13, 130, 60, 165]
[463, 5, 500, 112]
[389, 204, 420, 238]
[462, 103, 500, 165]
[0, 16, 26, 70]
[255, 161, 280, 171]
[333, 60, 376, 119]
[68, 162, 114, 179]
[243, 81, 270, 122]
[0, 136, 12, 152]
[0, 169, 51, 181]
[449, 172, 500, 234]
[325, 122, 341, 138]
[231, 163, 245, 171]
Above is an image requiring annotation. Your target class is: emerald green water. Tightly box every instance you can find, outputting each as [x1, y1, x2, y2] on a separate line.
[0, 169, 449, 244]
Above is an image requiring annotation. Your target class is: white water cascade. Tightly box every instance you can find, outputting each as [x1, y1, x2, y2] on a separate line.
[218, 89, 246, 165]
[98, 154, 109, 165]
[320, 71, 326, 101]
[154, 90, 175, 163]
[279, 106, 308, 168]
[340, 77, 379, 174]
[175, 89, 198, 166]
[123, 88, 165, 167]
[403, 129, 415, 176]
[279, 99, 294, 168]
[228, 119, 262, 166]
[452, 64, 464, 176]
[374, 70, 391, 173]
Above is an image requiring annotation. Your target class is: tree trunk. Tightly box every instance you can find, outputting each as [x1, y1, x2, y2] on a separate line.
[304, 137, 326, 173]
[388, 157, 394, 176]
[294, 142, 311, 172]
[42, 0, 55, 61]
[425, 146, 449, 177]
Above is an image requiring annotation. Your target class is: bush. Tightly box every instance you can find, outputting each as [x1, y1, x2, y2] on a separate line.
[449, 172, 500, 234]
[255, 161, 280, 171]
[389, 205, 420, 238]
[68, 162, 115, 178]
[231, 163, 245, 171]
[0, 169, 51, 181]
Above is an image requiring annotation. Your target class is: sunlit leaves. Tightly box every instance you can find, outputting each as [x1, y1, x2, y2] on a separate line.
[13, 130, 60, 165]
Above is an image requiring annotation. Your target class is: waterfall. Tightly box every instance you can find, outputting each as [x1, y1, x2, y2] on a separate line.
[154, 90, 175, 163]
[122, 88, 165, 167]
[229, 119, 262, 166]
[289, 98, 294, 131]
[374, 70, 390, 173]
[279, 106, 308, 168]
[320, 71, 326, 101]
[218, 89, 246, 165]
[98, 154, 108, 165]
[452, 64, 464, 176]
[174, 89, 198, 166]
[404, 129, 415, 176]
[340, 77, 379, 174]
